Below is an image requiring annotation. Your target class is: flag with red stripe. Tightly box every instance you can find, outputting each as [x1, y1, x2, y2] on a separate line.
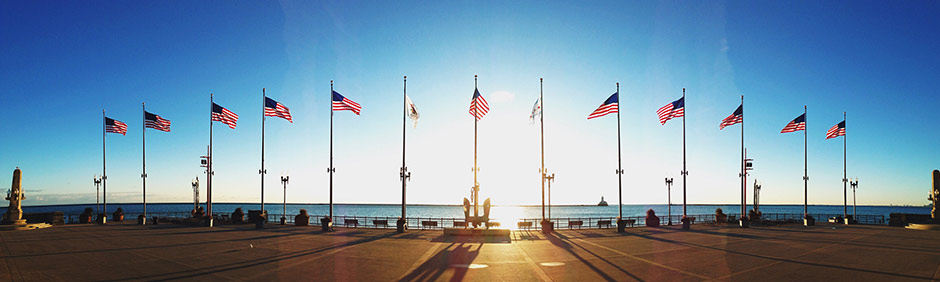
[587, 92, 618, 120]
[264, 97, 293, 123]
[781, 113, 806, 133]
[105, 117, 127, 135]
[719, 105, 743, 130]
[656, 97, 684, 125]
[332, 91, 361, 115]
[469, 88, 489, 120]
[212, 103, 238, 129]
[145, 111, 171, 132]
[826, 120, 845, 139]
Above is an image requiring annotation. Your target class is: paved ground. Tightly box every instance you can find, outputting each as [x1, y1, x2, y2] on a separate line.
[0, 221, 939, 281]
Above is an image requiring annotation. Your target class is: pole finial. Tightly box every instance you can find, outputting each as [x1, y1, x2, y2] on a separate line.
[616, 82, 619, 87]
[474, 74, 477, 78]
[404, 75, 407, 79]
[540, 77, 543, 81]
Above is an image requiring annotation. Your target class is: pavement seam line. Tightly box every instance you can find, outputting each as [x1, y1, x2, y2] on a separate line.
[397, 241, 445, 281]
[514, 242, 555, 282]
[713, 230, 875, 280]
[932, 261, 940, 281]
[574, 238, 712, 280]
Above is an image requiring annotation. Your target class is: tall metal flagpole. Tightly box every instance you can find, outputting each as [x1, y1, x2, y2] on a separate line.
[540, 78, 545, 222]
[741, 95, 745, 222]
[142, 103, 147, 225]
[102, 109, 107, 224]
[473, 75, 479, 224]
[330, 81, 335, 221]
[843, 111, 847, 221]
[399, 75, 410, 233]
[682, 88, 687, 218]
[208, 94, 214, 226]
[616, 83, 623, 220]
[261, 88, 266, 214]
[803, 105, 808, 218]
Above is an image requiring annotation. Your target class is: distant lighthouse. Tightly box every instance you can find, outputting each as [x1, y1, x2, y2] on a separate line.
[598, 196, 609, 206]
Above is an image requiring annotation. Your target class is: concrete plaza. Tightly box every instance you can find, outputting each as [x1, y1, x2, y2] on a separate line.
[1, 222, 938, 281]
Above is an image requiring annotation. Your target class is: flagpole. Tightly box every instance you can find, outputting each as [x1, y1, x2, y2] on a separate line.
[843, 111, 847, 221]
[400, 75, 409, 233]
[473, 75, 479, 226]
[261, 88, 266, 215]
[540, 78, 545, 222]
[803, 105, 808, 219]
[142, 103, 147, 225]
[102, 109, 107, 224]
[682, 88, 687, 218]
[329, 81, 334, 222]
[741, 95, 745, 222]
[208, 93, 214, 226]
[616, 83, 623, 220]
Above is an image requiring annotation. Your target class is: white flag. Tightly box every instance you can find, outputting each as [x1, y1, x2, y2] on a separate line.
[529, 97, 542, 124]
[406, 94, 419, 127]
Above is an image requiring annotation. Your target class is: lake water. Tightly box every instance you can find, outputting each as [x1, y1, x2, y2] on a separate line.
[4, 203, 929, 223]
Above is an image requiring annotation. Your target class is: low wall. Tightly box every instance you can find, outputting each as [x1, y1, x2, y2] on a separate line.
[23, 212, 65, 225]
[889, 213, 933, 226]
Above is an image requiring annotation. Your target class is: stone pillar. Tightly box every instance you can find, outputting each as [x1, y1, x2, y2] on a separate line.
[932, 170, 939, 220]
[3, 168, 27, 225]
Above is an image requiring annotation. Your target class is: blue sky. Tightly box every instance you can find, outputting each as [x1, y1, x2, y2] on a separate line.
[1, 1, 938, 206]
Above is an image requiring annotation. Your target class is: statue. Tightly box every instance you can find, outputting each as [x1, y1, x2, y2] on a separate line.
[932, 170, 939, 220]
[3, 168, 27, 225]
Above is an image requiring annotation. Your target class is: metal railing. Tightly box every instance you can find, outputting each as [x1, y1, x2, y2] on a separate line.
[59, 212, 886, 227]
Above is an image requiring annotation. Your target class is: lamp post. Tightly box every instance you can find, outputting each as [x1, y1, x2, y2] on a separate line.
[281, 175, 289, 225]
[545, 173, 555, 220]
[850, 178, 858, 222]
[94, 175, 102, 216]
[192, 178, 199, 213]
[665, 177, 673, 225]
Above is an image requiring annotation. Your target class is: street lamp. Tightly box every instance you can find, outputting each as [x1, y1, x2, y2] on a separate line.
[94, 175, 102, 216]
[192, 178, 199, 213]
[850, 178, 858, 222]
[545, 173, 555, 220]
[281, 175, 289, 225]
[665, 177, 673, 225]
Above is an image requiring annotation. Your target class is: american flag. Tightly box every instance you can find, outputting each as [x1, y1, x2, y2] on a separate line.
[212, 103, 239, 129]
[719, 105, 743, 130]
[144, 111, 171, 132]
[587, 92, 618, 120]
[332, 91, 361, 115]
[656, 97, 684, 125]
[469, 88, 489, 120]
[264, 97, 293, 123]
[781, 113, 806, 133]
[105, 117, 127, 135]
[826, 120, 845, 139]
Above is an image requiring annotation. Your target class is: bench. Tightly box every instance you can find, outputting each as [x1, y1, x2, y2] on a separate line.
[421, 220, 438, 229]
[517, 221, 533, 230]
[624, 219, 636, 227]
[568, 220, 584, 229]
[597, 220, 612, 228]
[453, 221, 467, 228]
[373, 219, 389, 228]
[485, 222, 500, 228]
[344, 219, 359, 227]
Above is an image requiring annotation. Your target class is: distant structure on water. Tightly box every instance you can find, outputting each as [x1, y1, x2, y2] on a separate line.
[598, 196, 608, 206]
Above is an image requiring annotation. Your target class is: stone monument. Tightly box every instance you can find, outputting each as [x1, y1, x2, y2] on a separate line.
[3, 168, 26, 225]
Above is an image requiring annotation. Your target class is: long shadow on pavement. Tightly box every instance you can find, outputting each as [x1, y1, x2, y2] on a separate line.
[624, 229, 935, 280]
[545, 232, 642, 282]
[398, 242, 481, 282]
[106, 230, 399, 281]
